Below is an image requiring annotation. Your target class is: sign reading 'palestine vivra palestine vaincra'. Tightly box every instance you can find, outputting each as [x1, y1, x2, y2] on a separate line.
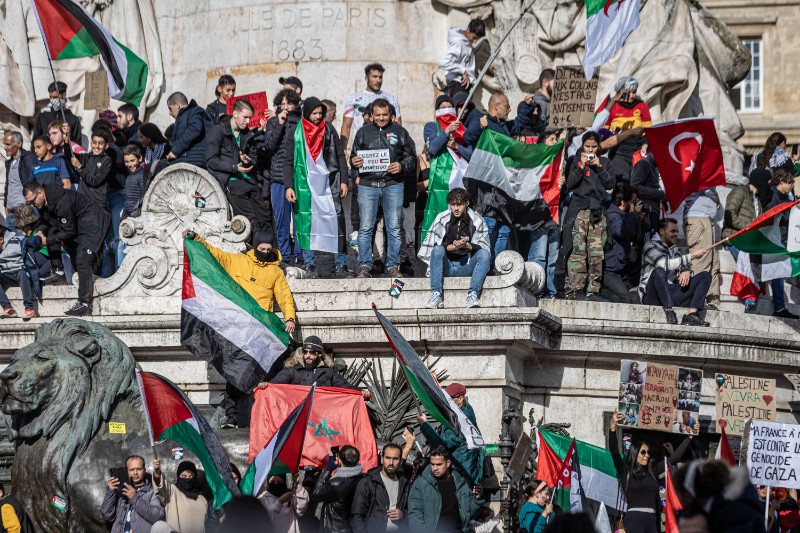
[30, 0, 148, 105]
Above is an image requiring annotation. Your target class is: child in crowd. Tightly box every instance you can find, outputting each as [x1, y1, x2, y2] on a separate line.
[206, 74, 236, 124]
[122, 145, 146, 219]
[70, 130, 113, 210]
[30, 136, 71, 188]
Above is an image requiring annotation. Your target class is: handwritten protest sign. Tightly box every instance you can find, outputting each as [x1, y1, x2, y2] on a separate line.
[226, 92, 269, 129]
[550, 67, 598, 129]
[84, 70, 109, 111]
[618, 360, 702, 434]
[747, 420, 800, 488]
[715, 373, 776, 435]
[785, 374, 800, 395]
[357, 149, 390, 173]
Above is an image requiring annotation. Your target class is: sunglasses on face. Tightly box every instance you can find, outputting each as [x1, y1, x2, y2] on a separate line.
[639, 449, 651, 457]
[302, 349, 320, 355]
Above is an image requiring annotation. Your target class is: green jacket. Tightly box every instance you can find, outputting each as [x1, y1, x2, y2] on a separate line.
[723, 185, 760, 240]
[420, 403, 484, 486]
[407, 466, 484, 533]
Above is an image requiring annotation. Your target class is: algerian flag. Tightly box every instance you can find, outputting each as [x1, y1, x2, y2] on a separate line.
[31, 0, 149, 105]
[464, 130, 563, 227]
[291, 118, 340, 254]
[536, 428, 625, 512]
[583, 0, 641, 79]
[728, 200, 800, 281]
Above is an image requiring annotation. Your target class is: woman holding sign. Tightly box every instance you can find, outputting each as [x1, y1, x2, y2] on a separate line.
[608, 410, 694, 533]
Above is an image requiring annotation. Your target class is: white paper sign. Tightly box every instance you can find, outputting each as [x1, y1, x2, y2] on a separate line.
[747, 420, 800, 488]
[357, 149, 390, 173]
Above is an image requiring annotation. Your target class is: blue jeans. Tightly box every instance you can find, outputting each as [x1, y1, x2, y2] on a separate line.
[727, 245, 786, 310]
[524, 227, 560, 296]
[101, 188, 125, 277]
[4, 213, 14, 231]
[357, 183, 403, 270]
[0, 270, 33, 309]
[302, 249, 347, 269]
[429, 246, 491, 295]
[271, 182, 300, 261]
[483, 216, 510, 262]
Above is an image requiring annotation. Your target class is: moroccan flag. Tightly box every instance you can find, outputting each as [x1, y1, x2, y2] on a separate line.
[583, 0, 641, 79]
[727, 201, 800, 281]
[181, 237, 290, 392]
[644, 118, 726, 211]
[729, 251, 766, 302]
[241, 385, 315, 496]
[537, 428, 624, 512]
[464, 130, 563, 227]
[664, 460, 682, 533]
[30, 0, 148, 105]
[421, 122, 469, 243]
[291, 117, 343, 254]
[136, 369, 239, 508]
[248, 384, 378, 471]
[715, 426, 737, 466]
[373, 306, 484, 449]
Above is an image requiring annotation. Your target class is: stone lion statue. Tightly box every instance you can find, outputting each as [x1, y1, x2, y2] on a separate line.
[0, 319, 250, 531]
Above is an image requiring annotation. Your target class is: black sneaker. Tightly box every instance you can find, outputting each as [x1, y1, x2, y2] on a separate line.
[564, 291, 585, 301]
[221, 418, 237, 429]
[681, 313, 710, 327]
[773, 308, 800, 319]
[42, 271, 66, 285]
[744, 302, 757, 314]
[584, 293, 607, 302]
[336, 265, 354, 278]
[665, 310, 678, 325]
[64, 301, 91, 317]
[304, 265, 319, 279]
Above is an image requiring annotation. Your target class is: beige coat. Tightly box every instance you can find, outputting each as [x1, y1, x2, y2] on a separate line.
[155, 479, 208, 533]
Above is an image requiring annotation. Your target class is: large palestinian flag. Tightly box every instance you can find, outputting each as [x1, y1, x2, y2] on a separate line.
[464, 131, 563, 230]
[583, 0, 641, 79]
[31, 0, 148, 105]
[181, 237, 290, 391]
[291, 117, 343, 254]
[136, 369, 239, 508]
[373, 306, 484, 450]
[241, 385, 315, 496]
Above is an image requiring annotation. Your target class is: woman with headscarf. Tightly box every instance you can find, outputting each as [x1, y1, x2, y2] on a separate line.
[152, 458, 209, 533]
[138, 123, 172, 167]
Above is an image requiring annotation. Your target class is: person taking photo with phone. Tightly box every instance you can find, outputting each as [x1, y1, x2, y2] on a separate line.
[101, 455, 165, 533]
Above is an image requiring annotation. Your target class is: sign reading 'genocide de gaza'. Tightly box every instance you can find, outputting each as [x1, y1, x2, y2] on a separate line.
[747, 421, 800, 487]
[550, 67, 599, 129]
[715, 373, 776, 436]
[618, 360, 703, 434]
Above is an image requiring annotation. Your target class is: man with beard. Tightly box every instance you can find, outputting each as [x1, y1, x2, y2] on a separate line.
[117, 104, 143, 146]
[152, 459, 208, 533]
[258, 473, 309, 533]
[266, 336, 364, 394]
[101, 455, 165, 532]
[351, 444, 410, 533]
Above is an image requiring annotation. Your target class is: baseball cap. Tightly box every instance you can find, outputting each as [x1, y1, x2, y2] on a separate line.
[279, 76, 303, 91]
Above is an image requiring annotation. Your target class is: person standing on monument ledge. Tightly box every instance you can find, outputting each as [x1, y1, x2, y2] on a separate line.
[340, 63, 402, 152]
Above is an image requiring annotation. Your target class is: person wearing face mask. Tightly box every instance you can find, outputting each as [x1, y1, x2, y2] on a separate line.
[182, 228, 296, 428]
[34, 81, 83, 144]
[152, 458, 208, 533]
[256, 473, 308, 533]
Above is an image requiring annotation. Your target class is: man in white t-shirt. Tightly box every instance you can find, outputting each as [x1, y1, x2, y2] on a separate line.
[340, 63, 402, 151]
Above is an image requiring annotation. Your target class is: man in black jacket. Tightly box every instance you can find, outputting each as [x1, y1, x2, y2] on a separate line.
[266, 336, 363, 392]
[165, 92, 212, 168]
[312, 445, 364, 533]
[23, 181, 110, 316]
[601, 183, 641, 303]
[205, 99, 274, 241]
[69, 129, 114, 210]
[117, 103, 143, 146]
[350, 98, 416, 278]
[630, 147, 663, 240]
[350, 444, 410, 533]
[33, 81, 82, 144]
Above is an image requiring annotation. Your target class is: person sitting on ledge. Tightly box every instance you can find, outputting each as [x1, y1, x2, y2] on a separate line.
[419, 187, 490, 309]
[639, 218, 710, 327]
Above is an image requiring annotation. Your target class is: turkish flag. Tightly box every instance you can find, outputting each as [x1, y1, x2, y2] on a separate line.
[248, 384, 378, 471]
[644, 117, 726, 211]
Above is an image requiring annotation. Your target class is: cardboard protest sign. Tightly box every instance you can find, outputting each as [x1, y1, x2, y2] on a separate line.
[84, 70, 109, 111]
[618, 360, 702, 434]
[715, 373, 776, 436]
[226, 92, 269, 129]
[550, 67, 598, 129]
[506, 432, 533, 484]
[785, 374, 800, 395]
[357, 149, 391, 173]
[747, 420, 800, 488]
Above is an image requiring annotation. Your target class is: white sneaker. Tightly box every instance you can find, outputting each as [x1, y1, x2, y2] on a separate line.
[466, 291, 481, 308]
[426, 291, 444, 309]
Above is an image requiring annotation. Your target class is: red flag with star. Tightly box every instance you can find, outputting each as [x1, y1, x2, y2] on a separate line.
[248, 384, 378, 471]
[644, 117, 726, 211]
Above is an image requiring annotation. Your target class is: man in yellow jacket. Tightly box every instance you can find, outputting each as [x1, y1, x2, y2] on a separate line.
[183, 228, 296, 428]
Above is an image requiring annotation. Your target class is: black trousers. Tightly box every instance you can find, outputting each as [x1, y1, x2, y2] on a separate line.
[601, 270, 632, 303]
[624, 510, 658, 533]
[642, 267, 711, 311]
[65, 243, 98, 304]
[226, 179, 273, 239]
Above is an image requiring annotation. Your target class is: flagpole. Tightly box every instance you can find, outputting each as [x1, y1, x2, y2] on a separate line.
[765, 485, 770, 531]
[29, 0, 70, 125]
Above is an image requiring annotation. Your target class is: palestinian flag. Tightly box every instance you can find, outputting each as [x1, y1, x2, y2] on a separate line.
[421, 119, 469, 242]
[464, 130, 563, 229]
[136, 369, 239, 508]
[30, 0, 148, 106]
[373, 306, 484, 450]
[715, 426, 737, 466]
[537, 428, 624, 512]
[727, 200, 800, 281]
[241, 385, 315, 496]
[291, 117, 343, 254]
[583, 0, 641, 79]
[181, 237, 290, 392]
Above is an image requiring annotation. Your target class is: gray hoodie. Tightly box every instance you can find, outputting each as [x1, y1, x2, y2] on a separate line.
[0, 230, 24, 275]
[533, 90, 551, 127]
